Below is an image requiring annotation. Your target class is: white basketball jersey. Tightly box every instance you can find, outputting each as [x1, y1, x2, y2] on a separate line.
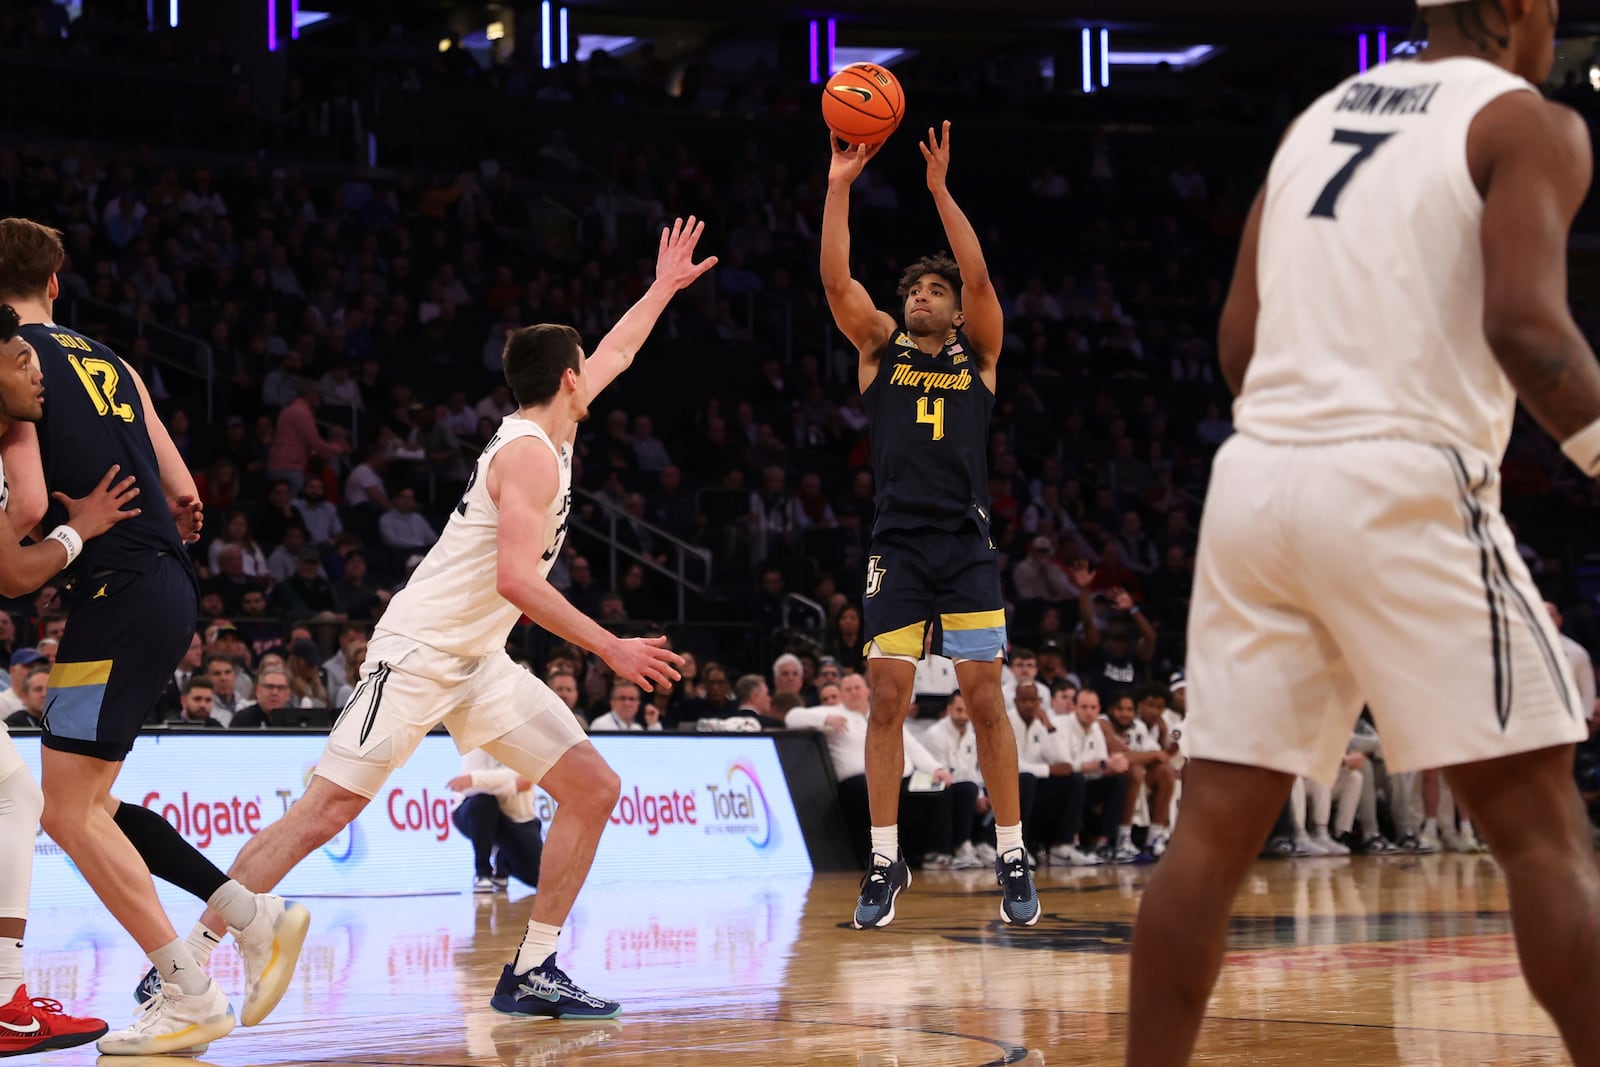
[376, 415, 572, 657]
[1238, 57, 1537, 465]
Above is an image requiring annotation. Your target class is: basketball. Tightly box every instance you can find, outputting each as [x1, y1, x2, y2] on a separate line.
[822, 63, 904, 147]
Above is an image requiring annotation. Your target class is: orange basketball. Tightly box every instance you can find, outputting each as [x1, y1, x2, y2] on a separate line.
[822, 63, 905, 147]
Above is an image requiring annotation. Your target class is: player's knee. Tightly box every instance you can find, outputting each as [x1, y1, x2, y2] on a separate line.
[868, 679, 912, 723]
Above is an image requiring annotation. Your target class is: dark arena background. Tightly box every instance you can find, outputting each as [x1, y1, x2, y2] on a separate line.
[3, 0, 1600, 1063]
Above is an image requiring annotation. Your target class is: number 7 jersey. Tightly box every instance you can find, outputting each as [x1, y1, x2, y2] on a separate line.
[1237, 56, 1536, 467]
[22, 323, 186, 574]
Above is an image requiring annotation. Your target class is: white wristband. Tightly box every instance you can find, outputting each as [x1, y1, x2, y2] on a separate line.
[1561, 417, 1600, 478]
[45, 525, 82, 566]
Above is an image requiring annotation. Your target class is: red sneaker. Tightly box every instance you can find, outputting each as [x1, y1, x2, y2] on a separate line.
[0, 984, 109, 1058]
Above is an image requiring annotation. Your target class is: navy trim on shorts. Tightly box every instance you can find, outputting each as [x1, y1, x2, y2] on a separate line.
[1441, 448, 1511, 729]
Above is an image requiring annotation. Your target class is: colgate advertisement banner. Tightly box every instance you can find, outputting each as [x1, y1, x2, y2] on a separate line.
[12, 733, 809, 904]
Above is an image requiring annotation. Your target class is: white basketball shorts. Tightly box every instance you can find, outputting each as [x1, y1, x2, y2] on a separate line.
[1185, 434, 1585, 785]
[316, 630, 588, 799]
[0, 726, 23, 781]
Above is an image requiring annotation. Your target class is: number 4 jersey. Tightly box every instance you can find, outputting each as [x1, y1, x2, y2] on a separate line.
[1237, 56, 1537, 467]
[23, 323, 186, 574]
[375, 414, 572, 658]
[861, 327, 995, 538]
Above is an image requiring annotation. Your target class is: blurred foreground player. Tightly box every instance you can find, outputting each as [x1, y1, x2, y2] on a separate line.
[1128, 2, 1600, 1063]
[822, 123, 1037, 928]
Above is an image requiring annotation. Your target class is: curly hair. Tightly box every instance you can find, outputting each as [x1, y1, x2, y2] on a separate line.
[1414, 0, 1510, 53]
[895, 252, 963, 307]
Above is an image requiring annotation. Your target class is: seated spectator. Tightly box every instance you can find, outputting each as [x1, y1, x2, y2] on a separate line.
[546, 669, 588, 729]
[232, 667, 293, 728]
[0, 649, 44, 720]
[206, 545, 271, 617]
[331, 552, 384, 618]
[330, 636, 368, 708]
[826, 605, 866, 674]
[717, 674, 786, 731]
[448, 750, 543, 893]
[168, 677, 225, 728]
[1059, 688, 1131, 861]
[380, 487, 438, 552]
[294, 476, 343, 546]
[1012, 536, 1075, 608]
[1103, 690, 1177, 859]
[208, 512, 270, 578]
[276, 550, 342, 619]
[589, 680, 647, 732]
[919, 693, 990, 867]
[204, 654, 245, 727]
[1002, 647, 1051, 715]
[266, 525, 313, 585]
[235, 589, 285, 663]
[2, 665, 50, 728]
[1073, 571, 1157, 698]
[771, 653, 809, 706]
[287, 639, 333, 707]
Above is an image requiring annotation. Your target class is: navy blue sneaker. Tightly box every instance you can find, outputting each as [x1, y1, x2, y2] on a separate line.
[133, 966, 161, 1005]
[996, 848, 1040, 926]
[490, 955, 620, 1020]
[852, 852, 911, 929]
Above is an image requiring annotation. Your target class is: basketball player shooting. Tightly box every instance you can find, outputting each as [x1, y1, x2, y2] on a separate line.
[1127, 2, 1600, 1063]
[822, 122, 1039, 929]
[198, 217, 714, 1022]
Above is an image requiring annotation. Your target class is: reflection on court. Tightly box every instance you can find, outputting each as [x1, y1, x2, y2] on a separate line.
[22, 856, 1568, 1065]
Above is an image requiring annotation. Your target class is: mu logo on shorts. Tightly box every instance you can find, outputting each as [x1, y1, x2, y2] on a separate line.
[865, 555, 886, 599]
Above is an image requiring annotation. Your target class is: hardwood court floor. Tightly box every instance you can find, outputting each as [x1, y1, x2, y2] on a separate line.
[23, 854, 1569, 1066]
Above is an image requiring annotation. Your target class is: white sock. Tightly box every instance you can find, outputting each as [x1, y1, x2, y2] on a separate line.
[1422, 817, 1438, 836]
[0, 937, 21, 1002]
[514, 921, 562, 975]
[1118, 824, 1133, 846]
[1151, 825, 1170, 843]
[186, 923, 223, 968]
[149, 939, 210, 996]
[207, 880, 258, 932]
[995, 822, 1023, 858]
[869, 825, 899, 861]
[1313, 824, 1329, 836]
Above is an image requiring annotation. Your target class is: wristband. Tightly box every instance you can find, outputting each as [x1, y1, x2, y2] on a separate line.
[1561, 417, 1600, 477]
[45, 525, 82, 566]
[1099, 759, 1107, 771]
[1127, 606, 1141, 616]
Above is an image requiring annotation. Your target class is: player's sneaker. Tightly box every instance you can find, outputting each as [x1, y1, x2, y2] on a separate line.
[133, 967, 161, 1005]
[231, 894, 311, 1027]
[921, 852, 955, 870]
[951, 841, 984, 869]
[1401, 832, 1440, 855]
[1047, 844, 1103, 867]
[1101, 841, 1144, 864]
[0, 985, 108, 1057]
[489, 956, 620, 1020]
[492, 875, 510, 891]
[996, 848, 1040, 926]
[474, 877, 496, 894]
[97, 982, 234, 1056]
[972, 842, 997, 865]
[852, 853, 911, 929]
[1360, 834, 1402, 855]
[1309, 830, 1350, 855]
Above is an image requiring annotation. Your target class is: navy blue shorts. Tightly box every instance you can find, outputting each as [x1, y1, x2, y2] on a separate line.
[42, 552, 198, 762]
[861, 524, 1007, 661]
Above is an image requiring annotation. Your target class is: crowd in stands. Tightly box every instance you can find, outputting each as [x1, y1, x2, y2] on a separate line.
[2, 12, 1600, 864]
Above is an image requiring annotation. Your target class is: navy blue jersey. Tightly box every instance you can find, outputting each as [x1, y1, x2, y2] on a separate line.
[860, 328, 994, 536]
[22, 324, 186, 574]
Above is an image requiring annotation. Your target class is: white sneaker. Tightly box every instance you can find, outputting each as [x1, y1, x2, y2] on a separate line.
[231, 894, 311, 1027]
[474, 876, 496, 893]
[1147, 831, 1171, 858]
[972, 842, 997, 865]
[1458, 829, 1487, 854]
[951, 841, 983, 869]
[1309, 830, 1350, 856]
[97, 982, 235, 1055]
[1048, 844, 1104, 867]
[1417, 827, 1442, 854]
[1293, 834, 1323, 856]
[922, 852, 956, 869]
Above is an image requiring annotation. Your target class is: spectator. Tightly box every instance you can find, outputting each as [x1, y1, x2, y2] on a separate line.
[276, 550, 342, 619]
[379, 487, 438, 552]
[169, 677, 225, 728]
[2, 665, 49, 728]
[1012, 536, 1075, 608]
[589, 680, 646, 732]
[826, 605, 866, 674]
[157, 631, 206, 717]
[294, 476, 343, 546]
[208, 512, 270, 578]
[331, 552, 383, 618]
[330, 637, 368, 708]
[448, 749, 543, 893]
[286, 639, 333, 707]
[771, 653, 806, 704]
[725, 674, 786, 731]
[267, 525, 313, 585]
[268, 378, 347, 494]
[204, 654, 245, 727]
[232, 667, 293, 728]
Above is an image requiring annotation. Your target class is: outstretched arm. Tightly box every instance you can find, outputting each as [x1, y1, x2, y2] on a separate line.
[581, 216, 716, 407]
[490, 438, 681, 692]
[922, 121, 1003, 369]
[822, 138, 897, 359]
